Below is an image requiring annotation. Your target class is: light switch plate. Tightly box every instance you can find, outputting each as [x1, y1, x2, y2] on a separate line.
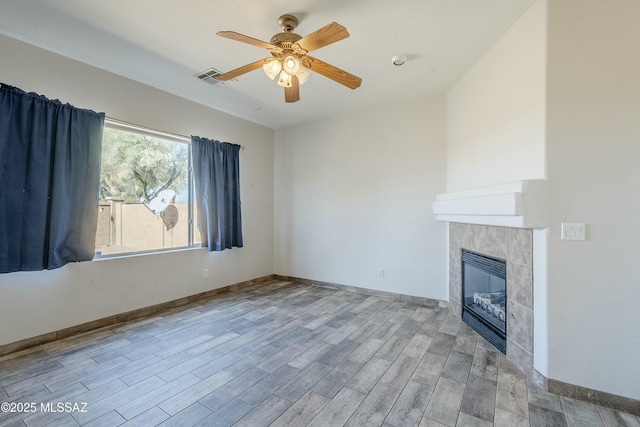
[561, 223, 586, 240]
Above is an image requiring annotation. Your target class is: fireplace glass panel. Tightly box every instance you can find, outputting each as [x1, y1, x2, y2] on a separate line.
[463, 263, 506, 333]
[461, 249, 507, 353]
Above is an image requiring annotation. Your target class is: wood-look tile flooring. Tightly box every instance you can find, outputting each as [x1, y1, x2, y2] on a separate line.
[1, 280, 638, 427]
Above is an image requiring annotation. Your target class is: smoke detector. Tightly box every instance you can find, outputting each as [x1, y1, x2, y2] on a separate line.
[391, 54, 407, 66]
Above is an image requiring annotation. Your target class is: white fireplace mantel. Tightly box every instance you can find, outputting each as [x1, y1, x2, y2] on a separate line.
[433, 180, 547, 228]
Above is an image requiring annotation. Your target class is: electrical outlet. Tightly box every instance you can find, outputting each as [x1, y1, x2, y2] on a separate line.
[203, 268, 209, 278]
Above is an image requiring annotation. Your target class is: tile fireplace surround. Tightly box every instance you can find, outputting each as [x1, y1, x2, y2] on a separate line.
[448, 222, 536, 381]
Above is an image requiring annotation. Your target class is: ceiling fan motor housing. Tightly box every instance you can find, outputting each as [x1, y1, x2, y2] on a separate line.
[270, 32, 302, 48]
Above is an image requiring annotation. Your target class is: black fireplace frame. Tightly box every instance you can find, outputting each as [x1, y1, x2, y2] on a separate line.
[461, 249, 507, 354]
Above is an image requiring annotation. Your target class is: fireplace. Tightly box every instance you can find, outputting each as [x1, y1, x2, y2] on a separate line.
[448, 223, 533, 380]
[462, 249, 507, 354]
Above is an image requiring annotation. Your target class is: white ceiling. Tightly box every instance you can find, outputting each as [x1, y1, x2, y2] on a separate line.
[0, 0, 535, 129]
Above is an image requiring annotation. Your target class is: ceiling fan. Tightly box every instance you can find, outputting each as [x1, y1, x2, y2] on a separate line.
[215, 14, 362, 103]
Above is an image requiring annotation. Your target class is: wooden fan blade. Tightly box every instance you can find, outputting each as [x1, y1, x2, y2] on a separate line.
[295, 22, 349, 53]
[284, 75, 300, 103]
[217, 31, 279, 51]
[215, 58, 269, 81]
[305, 56, 362, 89]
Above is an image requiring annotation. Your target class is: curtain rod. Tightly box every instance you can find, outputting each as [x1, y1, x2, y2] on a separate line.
[105, 117, 245, 149]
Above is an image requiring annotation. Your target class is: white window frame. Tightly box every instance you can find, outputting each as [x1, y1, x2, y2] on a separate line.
[94, 119, 197, 259]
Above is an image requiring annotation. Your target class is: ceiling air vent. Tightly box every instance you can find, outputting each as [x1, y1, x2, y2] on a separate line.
[193, 67, 231, 85]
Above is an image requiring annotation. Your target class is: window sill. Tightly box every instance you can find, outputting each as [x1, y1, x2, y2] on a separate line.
[93, 245, 202, 261]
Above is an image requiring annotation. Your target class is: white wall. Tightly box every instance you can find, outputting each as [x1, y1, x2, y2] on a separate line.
[445, 0, 640, 401]
[446, 0, 546, 192]
[0, 35, 275, 346]
[274, 96, 448, 300]
[544, 0, 640, 400]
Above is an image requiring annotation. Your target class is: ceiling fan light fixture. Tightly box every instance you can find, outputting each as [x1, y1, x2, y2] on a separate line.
[282, 54, 302, 75]
[297, 67, 311, 85]
[262, 58, 282, 80]
[277, 71, 293, 87]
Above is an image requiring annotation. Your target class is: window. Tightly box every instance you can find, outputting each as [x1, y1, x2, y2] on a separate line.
[95, 121, 200, 256]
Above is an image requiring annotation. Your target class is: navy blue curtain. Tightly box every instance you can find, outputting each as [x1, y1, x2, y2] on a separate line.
[0, 84, 104, 273]
[191, 136, 243, 251]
